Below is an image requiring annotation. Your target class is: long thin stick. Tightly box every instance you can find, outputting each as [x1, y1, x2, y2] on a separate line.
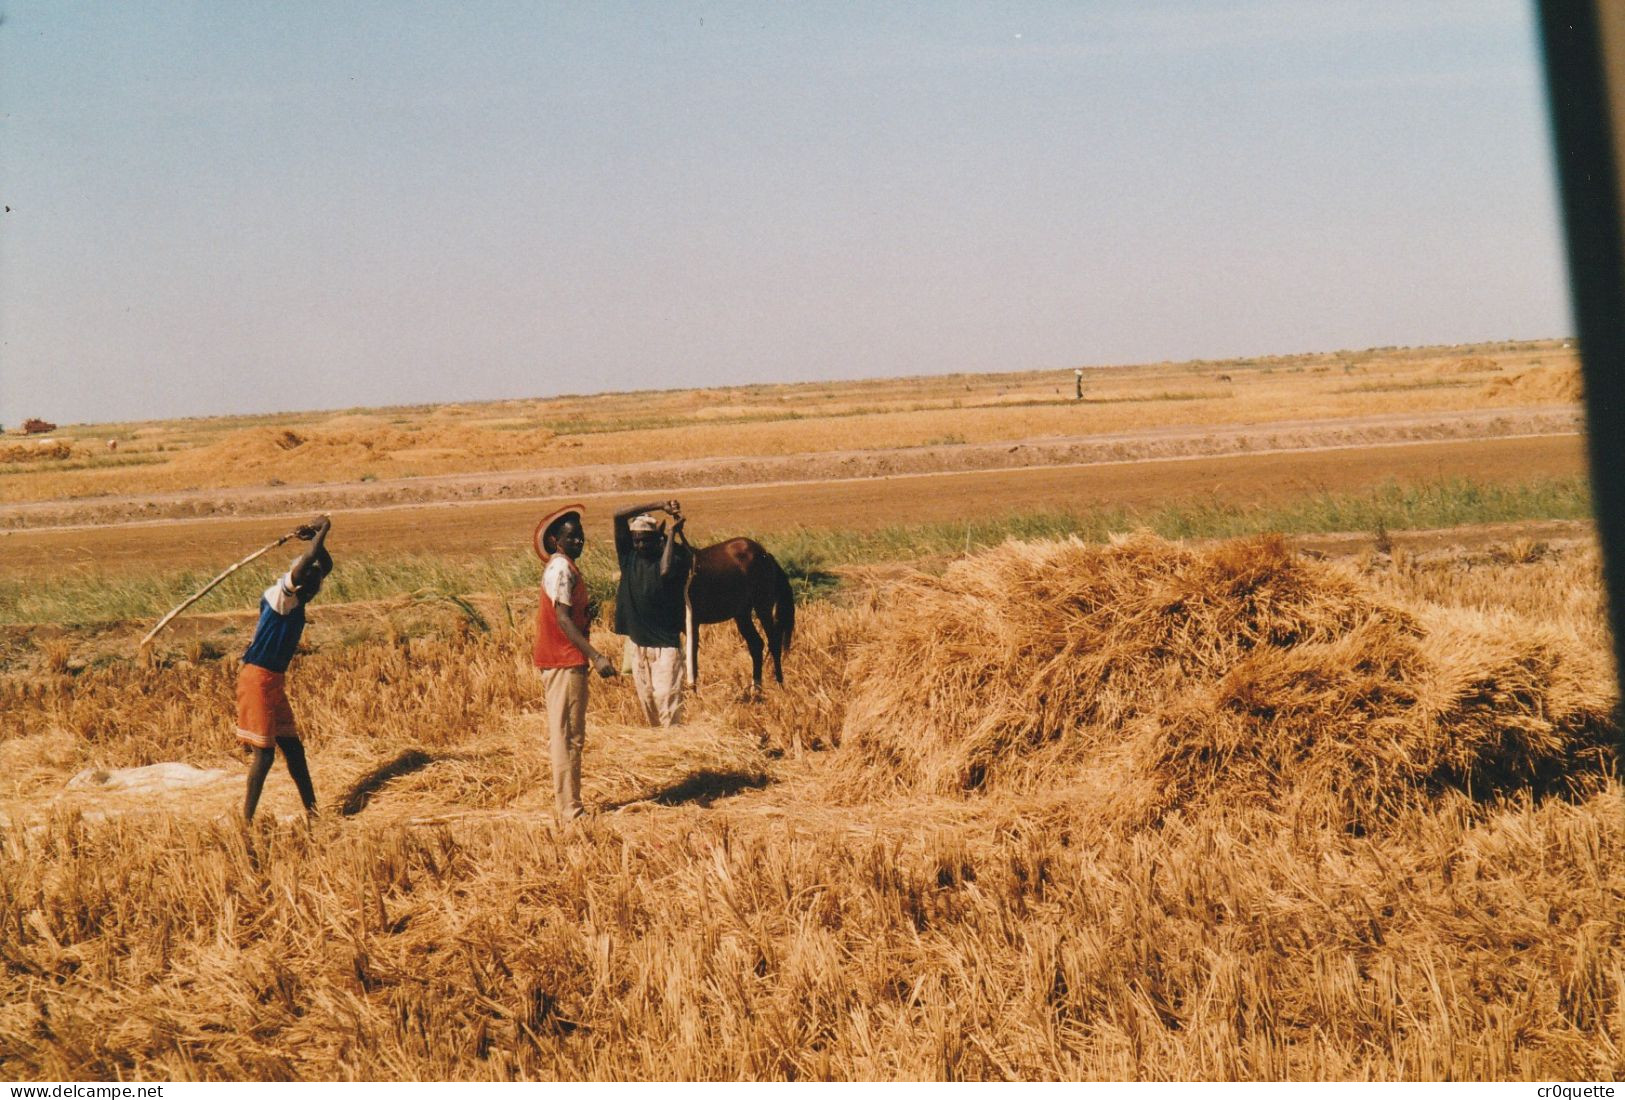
[139, 526, 302, 648]
[683, 549, 698, 688]
[682, 526, 698, 687]
[685, 591, 696, 687]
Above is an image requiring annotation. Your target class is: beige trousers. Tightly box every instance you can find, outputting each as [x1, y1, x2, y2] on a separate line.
[629, 643, 685, 727]
[541, 666, 588, 820]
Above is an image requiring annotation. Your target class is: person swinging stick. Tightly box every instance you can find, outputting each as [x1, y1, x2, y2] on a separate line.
[236, 515, 332, 822]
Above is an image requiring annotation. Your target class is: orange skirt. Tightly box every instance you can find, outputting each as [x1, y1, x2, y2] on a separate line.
[236, 664, 298, 750]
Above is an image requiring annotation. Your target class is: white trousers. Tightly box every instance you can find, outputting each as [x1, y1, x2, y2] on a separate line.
[629, 643, 685, 727]
[540, 666, 588, 820]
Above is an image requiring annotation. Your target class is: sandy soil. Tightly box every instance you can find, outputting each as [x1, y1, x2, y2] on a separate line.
[0, 431, 1588, 578]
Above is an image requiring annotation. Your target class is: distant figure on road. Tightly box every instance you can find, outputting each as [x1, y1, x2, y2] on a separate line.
[533, 503, 617, 822]
[613, 498, 691, 727]
[238, 515, 331, 822]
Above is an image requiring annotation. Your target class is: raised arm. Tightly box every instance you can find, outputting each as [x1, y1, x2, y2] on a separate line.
[659, 514, 687, 578]
[290, 515, 331, 589]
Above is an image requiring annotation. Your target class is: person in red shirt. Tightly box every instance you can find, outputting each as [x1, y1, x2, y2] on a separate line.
[532, 504, 617, 821]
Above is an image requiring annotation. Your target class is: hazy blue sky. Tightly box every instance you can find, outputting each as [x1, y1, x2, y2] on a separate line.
[0, 2, 1571, 425]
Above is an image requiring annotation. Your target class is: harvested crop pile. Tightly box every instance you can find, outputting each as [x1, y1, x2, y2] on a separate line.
[1437, 356, 1497, 374]
[166, 420, 557, 479]
[1480, 365, 1583, 403]
[0, 439, 72, 462]
[837, 534, 1615, 830]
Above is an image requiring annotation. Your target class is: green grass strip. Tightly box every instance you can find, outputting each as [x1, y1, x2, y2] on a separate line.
[1, 475, 1593, 626]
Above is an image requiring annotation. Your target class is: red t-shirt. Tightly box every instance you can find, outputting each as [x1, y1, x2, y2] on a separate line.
[534, 554, 589, 668]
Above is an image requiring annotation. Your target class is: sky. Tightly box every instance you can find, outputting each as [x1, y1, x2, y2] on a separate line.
[0, 1, 1574, 425]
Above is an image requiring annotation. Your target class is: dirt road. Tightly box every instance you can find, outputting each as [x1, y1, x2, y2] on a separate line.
[0, 433, 1588, 577]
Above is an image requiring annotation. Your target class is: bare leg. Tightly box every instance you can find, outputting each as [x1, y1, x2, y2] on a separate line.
[244, 747, 276, 821]
[277, 736, 317, 815]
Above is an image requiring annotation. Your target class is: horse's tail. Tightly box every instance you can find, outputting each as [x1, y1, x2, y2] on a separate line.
[768, 552, 796, 653]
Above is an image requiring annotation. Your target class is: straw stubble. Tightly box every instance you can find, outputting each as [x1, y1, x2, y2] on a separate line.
[1, 533, 1620, 1079]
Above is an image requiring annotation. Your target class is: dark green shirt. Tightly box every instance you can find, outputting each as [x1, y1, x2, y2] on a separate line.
[615, 544, 691, 648]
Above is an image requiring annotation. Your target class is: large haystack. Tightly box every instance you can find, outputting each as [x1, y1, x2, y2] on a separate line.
[1480, 365, 1583, 403]
[837, 534, 1615, 829]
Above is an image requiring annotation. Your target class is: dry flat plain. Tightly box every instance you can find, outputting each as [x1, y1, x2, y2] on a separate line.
[1, 339, 1620, 1080]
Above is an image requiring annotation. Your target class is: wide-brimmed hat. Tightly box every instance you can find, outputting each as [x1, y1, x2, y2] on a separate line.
[532, 502, 586, 560]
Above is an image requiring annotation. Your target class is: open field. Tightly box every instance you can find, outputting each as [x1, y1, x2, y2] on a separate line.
[0, 339, 1582, 512]
[2, 340, 1620, 1080]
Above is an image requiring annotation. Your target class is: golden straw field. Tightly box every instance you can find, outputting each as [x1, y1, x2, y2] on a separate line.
[1, 341, 1620, 1080]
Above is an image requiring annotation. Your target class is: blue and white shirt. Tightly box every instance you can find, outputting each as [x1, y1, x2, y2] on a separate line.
[241, 572, 306, 673]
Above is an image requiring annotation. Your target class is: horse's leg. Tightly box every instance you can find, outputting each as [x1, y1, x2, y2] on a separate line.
[752, 589, 784, 684]
[735, 612, 765, 695]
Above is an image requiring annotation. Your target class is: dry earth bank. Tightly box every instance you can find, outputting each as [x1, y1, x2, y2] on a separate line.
[0, 433, 1588, 578]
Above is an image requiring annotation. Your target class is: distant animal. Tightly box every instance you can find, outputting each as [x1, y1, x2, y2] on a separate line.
[106, 439, 118, 451]
[685, 537, 795, 691]
[1215, 374, 1233, 382]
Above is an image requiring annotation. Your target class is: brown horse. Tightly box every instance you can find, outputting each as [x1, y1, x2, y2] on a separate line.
[685, 537, 795, 690]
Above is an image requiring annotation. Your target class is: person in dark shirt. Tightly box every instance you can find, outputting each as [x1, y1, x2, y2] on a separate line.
[237, 515, 332, 822]
[613, 498, 691, 726]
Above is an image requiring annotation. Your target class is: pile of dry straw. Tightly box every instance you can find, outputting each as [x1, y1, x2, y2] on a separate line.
[169, 420, 558, 478]
[837, 533, 1616, 830]
[0, 439, 73, 463]
[1480, 365, 1584, 403]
